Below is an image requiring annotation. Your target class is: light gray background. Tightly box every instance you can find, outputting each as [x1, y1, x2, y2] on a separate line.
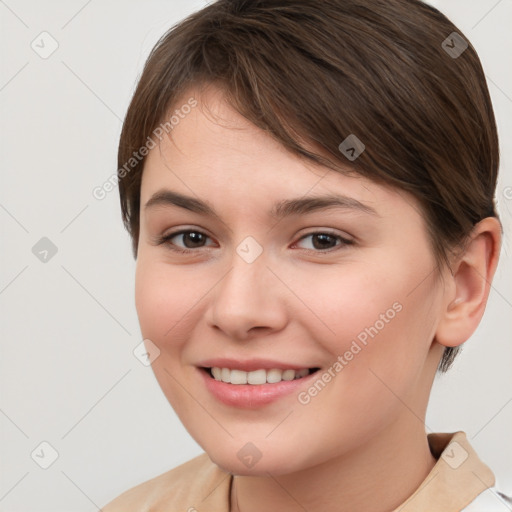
[0, 0, 511, 510]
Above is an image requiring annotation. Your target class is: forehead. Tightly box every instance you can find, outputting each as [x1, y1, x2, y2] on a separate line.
[140, 87, 419, 222]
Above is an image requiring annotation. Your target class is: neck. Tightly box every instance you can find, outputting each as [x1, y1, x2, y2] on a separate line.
[230, 420, 437, 512]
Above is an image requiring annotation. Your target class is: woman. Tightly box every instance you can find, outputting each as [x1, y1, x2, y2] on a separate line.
[103, 0, 510, 509]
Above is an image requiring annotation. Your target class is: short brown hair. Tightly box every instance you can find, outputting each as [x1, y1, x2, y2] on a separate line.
[117, 0, 499, 372]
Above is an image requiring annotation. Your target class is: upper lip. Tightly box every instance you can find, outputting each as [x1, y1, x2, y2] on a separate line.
[197, 358, 317, 372]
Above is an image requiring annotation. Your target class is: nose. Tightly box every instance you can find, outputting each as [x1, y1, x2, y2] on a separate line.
[206, 252, 288, 341]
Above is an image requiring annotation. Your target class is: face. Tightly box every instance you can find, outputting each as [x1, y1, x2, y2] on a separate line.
[135, 85, 447, 476]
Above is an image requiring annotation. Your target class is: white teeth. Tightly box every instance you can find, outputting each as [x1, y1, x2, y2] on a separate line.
[230, 369, 248, 385]
[221, 368, 231, 383]
[247, 369, 267, 385]
[209, 367, 312, 385]
[282, 369, 295, 381]
[266, 368, 282, 383]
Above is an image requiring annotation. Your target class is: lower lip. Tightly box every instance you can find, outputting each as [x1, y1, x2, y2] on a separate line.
[198, 368, 318, 408]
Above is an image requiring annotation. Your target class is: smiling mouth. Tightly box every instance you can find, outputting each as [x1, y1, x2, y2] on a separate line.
[202, 367, 321, 385]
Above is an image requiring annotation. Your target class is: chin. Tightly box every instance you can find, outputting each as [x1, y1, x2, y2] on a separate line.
[205, 444, 309, 477]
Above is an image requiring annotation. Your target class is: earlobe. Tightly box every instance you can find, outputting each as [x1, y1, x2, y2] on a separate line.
[435, 217, 502, 349]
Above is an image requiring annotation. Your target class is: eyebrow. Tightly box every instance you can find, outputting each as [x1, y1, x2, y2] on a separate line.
[144, 189, 379, 219]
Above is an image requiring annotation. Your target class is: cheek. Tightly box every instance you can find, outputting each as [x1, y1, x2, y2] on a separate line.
[297, 258, 440, 391]
[135, 258, 209, 344]
[134, 258, 209, 413]
[289, 262, 404, 349]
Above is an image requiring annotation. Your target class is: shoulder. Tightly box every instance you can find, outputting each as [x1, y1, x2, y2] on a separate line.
[102, 452, 232, 512]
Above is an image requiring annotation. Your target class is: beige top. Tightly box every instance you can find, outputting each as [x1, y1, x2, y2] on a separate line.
[102, 431, 497, 511]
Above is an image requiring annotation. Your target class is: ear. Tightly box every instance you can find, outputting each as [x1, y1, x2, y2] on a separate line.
[435, 217, 502, 348]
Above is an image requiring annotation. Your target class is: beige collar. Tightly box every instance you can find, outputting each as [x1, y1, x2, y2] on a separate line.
[391, 431, 495, 511]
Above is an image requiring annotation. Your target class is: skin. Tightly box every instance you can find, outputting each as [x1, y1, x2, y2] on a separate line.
[135, 84, 501, 511]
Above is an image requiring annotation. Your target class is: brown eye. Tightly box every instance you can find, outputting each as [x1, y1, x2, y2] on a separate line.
[295, 232, 353, 251]
[176, 231, 208, 248]
[158, 230, 215, 252]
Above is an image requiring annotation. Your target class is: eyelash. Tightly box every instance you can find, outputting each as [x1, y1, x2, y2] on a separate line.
[155, 229, 354, 255]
